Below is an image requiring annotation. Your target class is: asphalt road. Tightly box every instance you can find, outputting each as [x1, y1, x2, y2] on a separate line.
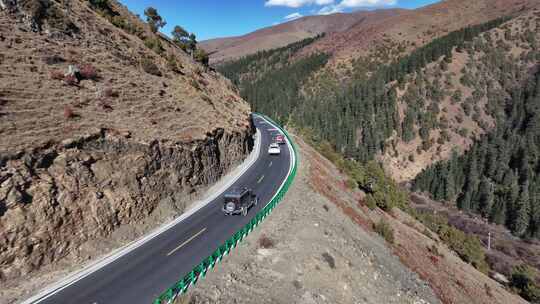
[26, 115, 292, 304]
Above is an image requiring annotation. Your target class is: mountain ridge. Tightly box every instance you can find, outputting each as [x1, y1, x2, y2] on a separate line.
[200, 9, 406, 64]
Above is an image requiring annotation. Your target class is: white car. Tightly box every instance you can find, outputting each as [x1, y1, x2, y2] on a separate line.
[268, 143, 281, 155]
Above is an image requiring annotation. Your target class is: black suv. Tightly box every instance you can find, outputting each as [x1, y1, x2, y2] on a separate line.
[222, 187, 258, 216]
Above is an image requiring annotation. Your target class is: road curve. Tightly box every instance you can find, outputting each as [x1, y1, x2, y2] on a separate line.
[22, 114, 292, 304]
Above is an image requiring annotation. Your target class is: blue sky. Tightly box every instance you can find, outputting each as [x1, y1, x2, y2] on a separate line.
[119, 0, 440, 41]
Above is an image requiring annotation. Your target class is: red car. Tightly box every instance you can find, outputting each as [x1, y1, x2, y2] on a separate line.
[275, 134, 286, 145]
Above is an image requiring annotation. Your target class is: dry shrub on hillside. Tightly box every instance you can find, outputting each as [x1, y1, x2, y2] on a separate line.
[193, 66, 203, 76]
[101, 87, 118, 98]
[50, 70, 64, 80]
[322, 252, 336, 269]
[65, 49, 81, 64]
[63, 74, 78, 86]
[292, 280, 302, 290]
[42, 54, 65, 65]
[258, 234, 275, 249]
[374, 220, 395, 244]
[79, 64, 98, 80]
[97, 100, 113, 112]
[63, 106, 75, 119]
[199, 77, 209, 87]
[141, 58, 162, 76]
[189, 79, 200, 90]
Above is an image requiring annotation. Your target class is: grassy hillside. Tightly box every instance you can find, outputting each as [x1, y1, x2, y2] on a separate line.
[0, 0, 250, 155]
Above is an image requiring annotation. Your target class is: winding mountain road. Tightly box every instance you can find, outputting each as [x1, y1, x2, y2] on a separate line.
[23, 114, 293, 304]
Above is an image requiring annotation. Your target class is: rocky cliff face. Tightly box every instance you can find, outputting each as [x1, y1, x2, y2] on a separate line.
[0, 126, 253, 282]
[0, 0, 254, 292]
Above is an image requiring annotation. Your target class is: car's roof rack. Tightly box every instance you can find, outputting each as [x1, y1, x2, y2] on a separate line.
[224, 187, 249, 198]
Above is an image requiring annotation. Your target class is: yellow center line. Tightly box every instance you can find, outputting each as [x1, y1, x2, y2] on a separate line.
[166, 227, 207, 256]
[257, 175, 265, 184]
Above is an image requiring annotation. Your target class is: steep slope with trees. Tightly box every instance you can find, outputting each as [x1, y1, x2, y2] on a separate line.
[300, 0, 538, 72]
[216, 5, 540, 303]
[220, 13, 537, 164]
[413, 58, 540, 237]
[411, 10, 540, 239]
[379, 11, 540, 181]
[412, 69, 540, 302]
[217, 35, 330, 123]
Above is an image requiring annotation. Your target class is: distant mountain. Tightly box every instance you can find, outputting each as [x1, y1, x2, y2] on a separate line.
[200, 9, 406, 64]
[300, 0, 540, 64]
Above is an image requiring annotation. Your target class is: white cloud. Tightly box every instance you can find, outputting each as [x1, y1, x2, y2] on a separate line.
[318, 0, 397, 14]
[318, 5, 341, 14]
[265, 0, 334, 8]
[284, 12, 304, 20]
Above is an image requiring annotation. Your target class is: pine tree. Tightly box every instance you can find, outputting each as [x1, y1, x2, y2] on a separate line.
[188, 33, 197, 55]
[490, 197, 507, 225]
[506, 171, 520, 226]
[477, 177, 494, 218]
[459, 157, 479, 211]
[171, 25, 189, 49]
[512, 181, 530, 236]
[144, 7, 166, 33]
[529, 186, 540, 238]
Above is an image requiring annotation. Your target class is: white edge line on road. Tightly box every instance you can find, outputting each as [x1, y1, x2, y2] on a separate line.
[22, 115, 266, 304]
[259, 120, 296, 216]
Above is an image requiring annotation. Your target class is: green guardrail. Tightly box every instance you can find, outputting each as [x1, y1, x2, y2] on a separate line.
[153, 113, 298, 304]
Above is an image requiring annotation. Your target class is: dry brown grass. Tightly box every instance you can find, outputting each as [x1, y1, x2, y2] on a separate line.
[303, 138, 372, 231]
[49, 70, 64, 80]
[79, 64, 98, 80]
[63, 106, 75, 120]
[0, 0, 251, 155]
[302, 0, 539, 70]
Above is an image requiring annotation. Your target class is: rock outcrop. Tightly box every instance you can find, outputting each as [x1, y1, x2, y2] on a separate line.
[0, 126, 253, 282]
[0, 0, 78, 34]
[0, 0, 254, 291]
[0, 0, 17, 12]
